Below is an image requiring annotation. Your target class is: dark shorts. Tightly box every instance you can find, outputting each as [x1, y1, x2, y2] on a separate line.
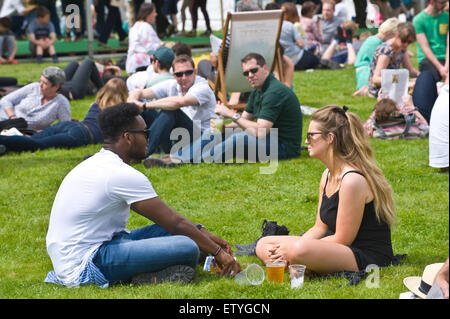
[349, 246, 394, 271]
[162, 0, 178, 15]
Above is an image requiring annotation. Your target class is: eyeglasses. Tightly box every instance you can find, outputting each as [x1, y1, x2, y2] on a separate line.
[124, 128, 150, 140]
[306, 132, 324, 141]
[242, 67, 259, 77]
[174, 70, 194, 78]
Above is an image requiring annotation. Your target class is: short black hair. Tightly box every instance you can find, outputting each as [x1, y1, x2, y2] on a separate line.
[98, 103, 142, 142]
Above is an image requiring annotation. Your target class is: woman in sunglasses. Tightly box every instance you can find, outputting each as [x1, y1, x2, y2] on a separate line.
[256, 105, 398, 276]
[0, 78, 128, 156]
[366, 22, 420, 98]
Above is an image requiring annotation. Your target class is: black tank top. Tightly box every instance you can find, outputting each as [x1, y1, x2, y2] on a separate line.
[320, 170, 394, 268]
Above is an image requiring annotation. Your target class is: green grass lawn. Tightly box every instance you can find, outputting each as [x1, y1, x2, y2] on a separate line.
[0, 54, 448, 299]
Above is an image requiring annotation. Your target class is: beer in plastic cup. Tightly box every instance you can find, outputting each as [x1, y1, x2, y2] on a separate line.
[213, 117, 224, 134]
[266, 260, 286, 283]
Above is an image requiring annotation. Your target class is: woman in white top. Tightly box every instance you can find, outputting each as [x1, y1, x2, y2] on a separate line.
[125, 3, 161, 75]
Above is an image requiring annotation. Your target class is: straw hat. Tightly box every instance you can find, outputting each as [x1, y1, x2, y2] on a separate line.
[403, 263, 444, 299]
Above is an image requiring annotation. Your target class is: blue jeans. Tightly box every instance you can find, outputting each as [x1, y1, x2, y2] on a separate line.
[141, 109, 195, 156]
[0, 121, 92, 152]
[175, 129, 289, 163]
[92, 225, 199, 284]
[412, 70, 438, 124]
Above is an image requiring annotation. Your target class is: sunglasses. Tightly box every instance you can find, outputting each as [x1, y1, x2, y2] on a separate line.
[306, 132, 324, 141]
[125, 128, 150, 140]
[242, 67, 259, 77]
[174, 70, 194, 78]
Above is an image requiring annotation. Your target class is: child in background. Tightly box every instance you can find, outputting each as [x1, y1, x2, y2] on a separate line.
[0, 17, 18, 65]
[28, 6, 58, 64]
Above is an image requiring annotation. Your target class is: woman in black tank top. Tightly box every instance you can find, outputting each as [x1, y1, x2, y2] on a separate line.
[256, 105, 396, 274]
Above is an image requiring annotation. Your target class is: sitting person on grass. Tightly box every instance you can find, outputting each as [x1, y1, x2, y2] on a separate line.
[353, 17, 399, 96]
[28, 6, 58, 64]
[145, 53, 302, 167]
[366, 22, 420, 98]
[44, 102, 241, 288]
[429, 77, 449, 172]
[256, 105, 397, 275]
[0, 17, 18, 65]
[0, 78, 128, 156]
[127, 54, 216, 160]
[0, 66, 70, 132]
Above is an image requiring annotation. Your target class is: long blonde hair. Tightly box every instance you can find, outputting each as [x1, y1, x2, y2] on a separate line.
[311, 105, 396, 226]
[95, 78, 128, 110]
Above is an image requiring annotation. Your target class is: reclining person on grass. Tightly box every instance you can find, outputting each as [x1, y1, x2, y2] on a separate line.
[44, 102, 241, 288]
[0, 66, 70, 132]
[0, 78, 127, 156]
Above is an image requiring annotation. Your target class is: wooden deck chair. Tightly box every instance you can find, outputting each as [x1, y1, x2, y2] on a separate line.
[212, 10, 285, 110]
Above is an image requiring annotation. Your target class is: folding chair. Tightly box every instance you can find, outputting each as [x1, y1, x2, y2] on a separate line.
[212, 10, 285, 110]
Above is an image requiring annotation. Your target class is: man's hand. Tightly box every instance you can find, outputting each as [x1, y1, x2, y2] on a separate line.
[214, 102, 234, 119]
[214, 249, 241, 277]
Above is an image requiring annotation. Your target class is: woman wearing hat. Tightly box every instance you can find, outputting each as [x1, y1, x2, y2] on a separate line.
[126, 3, 161, 75]
[0, 66, 70, 132]
[256, 105, 397, 275]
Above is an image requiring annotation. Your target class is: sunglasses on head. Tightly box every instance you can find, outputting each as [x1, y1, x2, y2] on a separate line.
[174, 70, 194, 78]
[242, 67, 259, 77]
[125, 128, 150, 140]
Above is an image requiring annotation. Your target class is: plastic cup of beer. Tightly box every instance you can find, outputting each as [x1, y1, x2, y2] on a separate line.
[266, 260, 286, 283]
[213, 117, 224, 134]
[289, 264, 306, 288]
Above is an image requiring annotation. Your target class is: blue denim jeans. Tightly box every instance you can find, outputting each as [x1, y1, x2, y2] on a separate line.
[174, 129, 288, 163]
[141, 109, 195, 156]
[92, 225, 199, 284]
[0, 121, 92, 152]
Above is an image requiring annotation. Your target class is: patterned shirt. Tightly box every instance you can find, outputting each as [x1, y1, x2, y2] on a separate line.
[0, 82, 71, 131]
[126, 21, 161, 74]
[368, 42, 406, 97]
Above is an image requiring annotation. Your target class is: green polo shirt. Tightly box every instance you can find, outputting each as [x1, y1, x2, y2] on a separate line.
[413, 10, 449, 63]
[245, 73, 302, 158]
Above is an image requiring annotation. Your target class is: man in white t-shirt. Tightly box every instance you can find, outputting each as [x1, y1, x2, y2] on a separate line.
[127, 54, 216, 157]
[45, 103, 240, 287]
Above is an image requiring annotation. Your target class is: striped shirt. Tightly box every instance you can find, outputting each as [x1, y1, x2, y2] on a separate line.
[44, 248, 109, 288]
[0, 82, 71, 131]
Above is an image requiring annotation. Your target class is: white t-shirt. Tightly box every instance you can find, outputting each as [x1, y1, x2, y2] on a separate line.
[150, 75, 216, 131]
[126, 65, 155, 92]
[46, 149, 157, 286]
[429, 85, 449, 168]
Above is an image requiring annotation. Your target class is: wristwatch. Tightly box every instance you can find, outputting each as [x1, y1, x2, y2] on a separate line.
[232, 113, 241, 123]
[142, 102, 147, 112]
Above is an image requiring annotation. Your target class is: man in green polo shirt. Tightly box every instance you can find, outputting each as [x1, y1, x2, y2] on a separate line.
[212, 52, 303, 160]
[413, 0, 449, 81]
[160, 52, 303, 166]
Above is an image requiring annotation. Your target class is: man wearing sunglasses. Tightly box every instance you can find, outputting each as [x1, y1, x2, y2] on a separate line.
[167, 52, 302, 165]
[45, 103, 241, 288]
[127, 54, 216, 159]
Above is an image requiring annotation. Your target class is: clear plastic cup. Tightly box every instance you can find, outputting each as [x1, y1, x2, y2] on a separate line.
[234, 264, 265, 285]
[289, 264, 306, 288]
